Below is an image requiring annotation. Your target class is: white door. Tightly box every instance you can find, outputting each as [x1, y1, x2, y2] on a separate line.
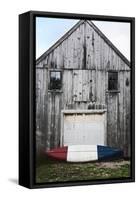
[63, 113, 106, 146]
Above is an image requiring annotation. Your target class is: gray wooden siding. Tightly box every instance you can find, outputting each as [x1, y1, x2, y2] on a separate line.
[36, 20, 131, 156]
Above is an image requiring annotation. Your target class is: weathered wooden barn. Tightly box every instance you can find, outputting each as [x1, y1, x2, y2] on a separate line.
[36, 20, 131, 157]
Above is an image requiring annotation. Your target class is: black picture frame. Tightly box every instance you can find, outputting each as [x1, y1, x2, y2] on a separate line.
[19, 10, 135, 189]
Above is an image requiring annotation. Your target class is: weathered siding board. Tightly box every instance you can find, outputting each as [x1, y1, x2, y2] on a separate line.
[98, 70, 106, 104]
[95, 70, 106, 104]
[41, 69, 48, 147]
[123, 71, 131, 156]
[125, 71, 131, 156]
[36, 20, 131, 156]
[36, 68, 48, 151]
[107, 93, 118, 147]
[71, 70, 96, 103]
[46, 93, 51, 150]
[73, 70, 82, 101]
[62, 70, 68, 108]
[104, 43, 110, 70]
[85, 23, 95, 69]
[54, 94, 61, 147]
[63, 70, 73, 108]
[118, 72, 124, 149]
[91, 70, 96, 102]
[47, 93, 62, 149]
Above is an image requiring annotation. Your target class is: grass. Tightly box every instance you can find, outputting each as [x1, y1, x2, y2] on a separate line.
[36, 154, 131, 183]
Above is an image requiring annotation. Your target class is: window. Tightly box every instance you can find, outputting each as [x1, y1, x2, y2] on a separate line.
[49, 71, 62, 90]
[108, 72, 118, 91]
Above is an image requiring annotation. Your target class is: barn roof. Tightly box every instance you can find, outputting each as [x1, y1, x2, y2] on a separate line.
[36, 20, 130, 67]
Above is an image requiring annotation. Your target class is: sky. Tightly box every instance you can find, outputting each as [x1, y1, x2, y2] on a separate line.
[36, 17, 130, 61]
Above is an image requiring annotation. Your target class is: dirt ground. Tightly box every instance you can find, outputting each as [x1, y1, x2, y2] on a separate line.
[95, 160, 130, 169]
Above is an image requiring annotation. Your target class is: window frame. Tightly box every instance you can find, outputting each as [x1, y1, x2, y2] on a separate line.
[48, 69, 62, 91]
[108, 71, 118, 92]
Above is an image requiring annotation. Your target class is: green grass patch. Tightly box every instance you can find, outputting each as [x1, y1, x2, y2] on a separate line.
[36, 154, 130, 183]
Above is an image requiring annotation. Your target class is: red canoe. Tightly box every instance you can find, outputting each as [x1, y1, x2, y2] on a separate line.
[46, 146, 68, 161]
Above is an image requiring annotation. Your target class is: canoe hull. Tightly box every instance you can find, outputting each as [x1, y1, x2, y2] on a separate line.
[46, 146, 68, 161]
[45, 145, 123, 162]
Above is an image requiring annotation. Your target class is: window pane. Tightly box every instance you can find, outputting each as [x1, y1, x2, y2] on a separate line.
[56, 72, 60, 79]
[51, 71, 56, 78]
[50, 71, 62, 90]
[108, 72, 118, 90]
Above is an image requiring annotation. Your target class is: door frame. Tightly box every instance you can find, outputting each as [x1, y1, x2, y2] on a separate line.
[60, 109, 107, 147]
